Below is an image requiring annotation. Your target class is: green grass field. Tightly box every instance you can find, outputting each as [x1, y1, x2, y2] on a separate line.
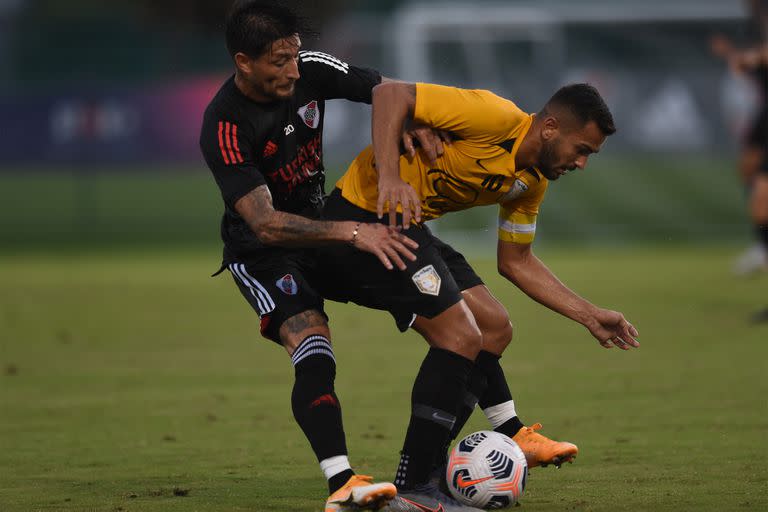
[1, 246, 766, 511]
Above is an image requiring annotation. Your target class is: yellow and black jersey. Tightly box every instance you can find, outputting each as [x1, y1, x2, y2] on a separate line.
[337, 83, 548, 244]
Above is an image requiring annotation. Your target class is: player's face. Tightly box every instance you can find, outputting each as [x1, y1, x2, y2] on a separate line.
[238, 35, 301, 101]
[538, 120, 606, 181]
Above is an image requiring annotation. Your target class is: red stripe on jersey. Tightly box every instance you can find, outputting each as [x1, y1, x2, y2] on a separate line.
[232, 124, 244, 163]
[217, 122, 231, 165]
[224, 122, 238, 164]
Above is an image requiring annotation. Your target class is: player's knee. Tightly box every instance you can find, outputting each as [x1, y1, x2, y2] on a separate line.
[280, 310, 330, 354]
[480, 309, 513, 355]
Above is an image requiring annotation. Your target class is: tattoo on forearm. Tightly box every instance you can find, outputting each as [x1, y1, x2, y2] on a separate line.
[237, 185, 339, 245]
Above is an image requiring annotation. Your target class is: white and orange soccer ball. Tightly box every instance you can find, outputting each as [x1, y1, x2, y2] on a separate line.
[446, 431, 528, 509]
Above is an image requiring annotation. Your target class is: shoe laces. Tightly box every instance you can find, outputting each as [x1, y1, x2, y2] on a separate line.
[350, 475, 375, 485]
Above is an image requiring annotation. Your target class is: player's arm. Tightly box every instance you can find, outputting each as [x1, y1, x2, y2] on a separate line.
[199, 114, 416, 270]
[301, 54, 446, 197]
[234, 185, 417, 271]
[380, 77, 451, 163]
[371, 81, 422, 227]
[497, 240, 639, 350]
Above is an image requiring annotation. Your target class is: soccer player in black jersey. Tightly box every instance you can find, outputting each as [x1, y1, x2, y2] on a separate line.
[198, 2, 448, 510]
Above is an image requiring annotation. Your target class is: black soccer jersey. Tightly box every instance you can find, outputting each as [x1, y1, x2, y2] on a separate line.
[200, 50, 382, 260]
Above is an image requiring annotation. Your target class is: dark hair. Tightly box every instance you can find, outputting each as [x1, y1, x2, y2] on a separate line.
[225, 1, 314, 58]
[541, 83, 616, 135]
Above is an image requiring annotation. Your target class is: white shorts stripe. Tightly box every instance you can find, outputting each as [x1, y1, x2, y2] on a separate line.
[229, 263, 276, 316]
[238, 264, 276, 311]
[300, 56, 349, 74]
[230, 264, 267, 314]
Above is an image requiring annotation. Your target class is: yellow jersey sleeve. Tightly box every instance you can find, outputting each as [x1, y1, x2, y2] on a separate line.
[413, 83, 531, 145]
[497, 175, 548, 244]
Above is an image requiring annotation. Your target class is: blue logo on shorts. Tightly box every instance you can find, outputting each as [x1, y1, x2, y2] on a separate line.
[276, 274, 298, 295]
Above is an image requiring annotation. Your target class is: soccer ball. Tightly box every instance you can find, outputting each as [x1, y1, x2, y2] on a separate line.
[446, 431, 527, 509]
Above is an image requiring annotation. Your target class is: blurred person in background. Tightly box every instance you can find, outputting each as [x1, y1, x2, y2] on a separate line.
[319, 81, 639, 511]
[711, 0, 768, 276]
[198, 2, 448, 510]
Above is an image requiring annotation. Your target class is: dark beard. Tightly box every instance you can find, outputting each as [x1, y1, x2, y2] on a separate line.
[538, 139, 561, 180]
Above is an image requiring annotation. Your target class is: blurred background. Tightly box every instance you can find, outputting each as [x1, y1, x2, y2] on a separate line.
[0, 0, 763, 252]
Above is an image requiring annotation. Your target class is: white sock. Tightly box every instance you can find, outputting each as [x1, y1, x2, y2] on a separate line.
[483, 400, 518, 429]
[320, 455, 352, 480]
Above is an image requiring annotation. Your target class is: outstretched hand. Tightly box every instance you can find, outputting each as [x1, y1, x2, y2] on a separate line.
[585, 308, 639, 350]
[353, 222, 419, 271]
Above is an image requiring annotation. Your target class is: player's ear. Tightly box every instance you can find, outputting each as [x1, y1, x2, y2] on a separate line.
[541, 115, 559, 141]
[234, 52, 254, 75]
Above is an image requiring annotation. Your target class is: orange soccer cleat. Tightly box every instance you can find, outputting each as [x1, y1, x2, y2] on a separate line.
[325, 474, 397, 511]
[512, 423, 578, 468]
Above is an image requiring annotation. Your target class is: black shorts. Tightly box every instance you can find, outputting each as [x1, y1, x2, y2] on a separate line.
[226, 249, 327, 344]
[316, 189, 483, 332]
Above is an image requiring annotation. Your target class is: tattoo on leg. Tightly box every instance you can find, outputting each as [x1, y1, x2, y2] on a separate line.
[282, 310, 328, 337]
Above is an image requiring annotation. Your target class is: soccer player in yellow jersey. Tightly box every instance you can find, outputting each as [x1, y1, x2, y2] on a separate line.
[318, 82, 639, 511]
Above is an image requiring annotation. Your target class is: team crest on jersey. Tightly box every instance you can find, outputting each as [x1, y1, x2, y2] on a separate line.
[412, 265, 442, 296]
[500, 178, 529, 202]
[276, 274, 299, 295]
[297, 100, 320, 129]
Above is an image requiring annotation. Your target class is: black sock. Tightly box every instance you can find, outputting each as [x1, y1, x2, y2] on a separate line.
[290, 335, 350, 494]
[757, 224, 768, 251]
[328, 469, 355, 495]
[476, 351, 524, 437]
[395, 347, 473, 490]
[434, 362, 488, 471]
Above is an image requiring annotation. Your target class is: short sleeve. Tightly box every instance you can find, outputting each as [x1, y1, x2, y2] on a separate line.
[199, 114, 266, 208]
[414, 83, 531, 145]
[497, 177, 548, 244]
[298, 50, 382, 103]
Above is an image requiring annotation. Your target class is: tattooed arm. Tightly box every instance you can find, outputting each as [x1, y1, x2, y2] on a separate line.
[234, 185, 419, 270]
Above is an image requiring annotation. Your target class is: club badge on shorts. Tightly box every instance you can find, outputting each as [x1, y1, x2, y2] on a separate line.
[412, 265, 442, 296]
[297, 100, 320, 129]
[276, 274, 299, 295]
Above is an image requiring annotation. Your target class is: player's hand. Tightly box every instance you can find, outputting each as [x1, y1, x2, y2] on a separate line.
[402, 121, 452, 164]
[585, 308, 639, 350]
[377, 175, 422, 229]
[353, 223, 419, 271]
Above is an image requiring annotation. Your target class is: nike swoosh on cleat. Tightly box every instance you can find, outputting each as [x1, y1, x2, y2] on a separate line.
[456, 474, 494, 489]
[400, 497, 445, 512]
